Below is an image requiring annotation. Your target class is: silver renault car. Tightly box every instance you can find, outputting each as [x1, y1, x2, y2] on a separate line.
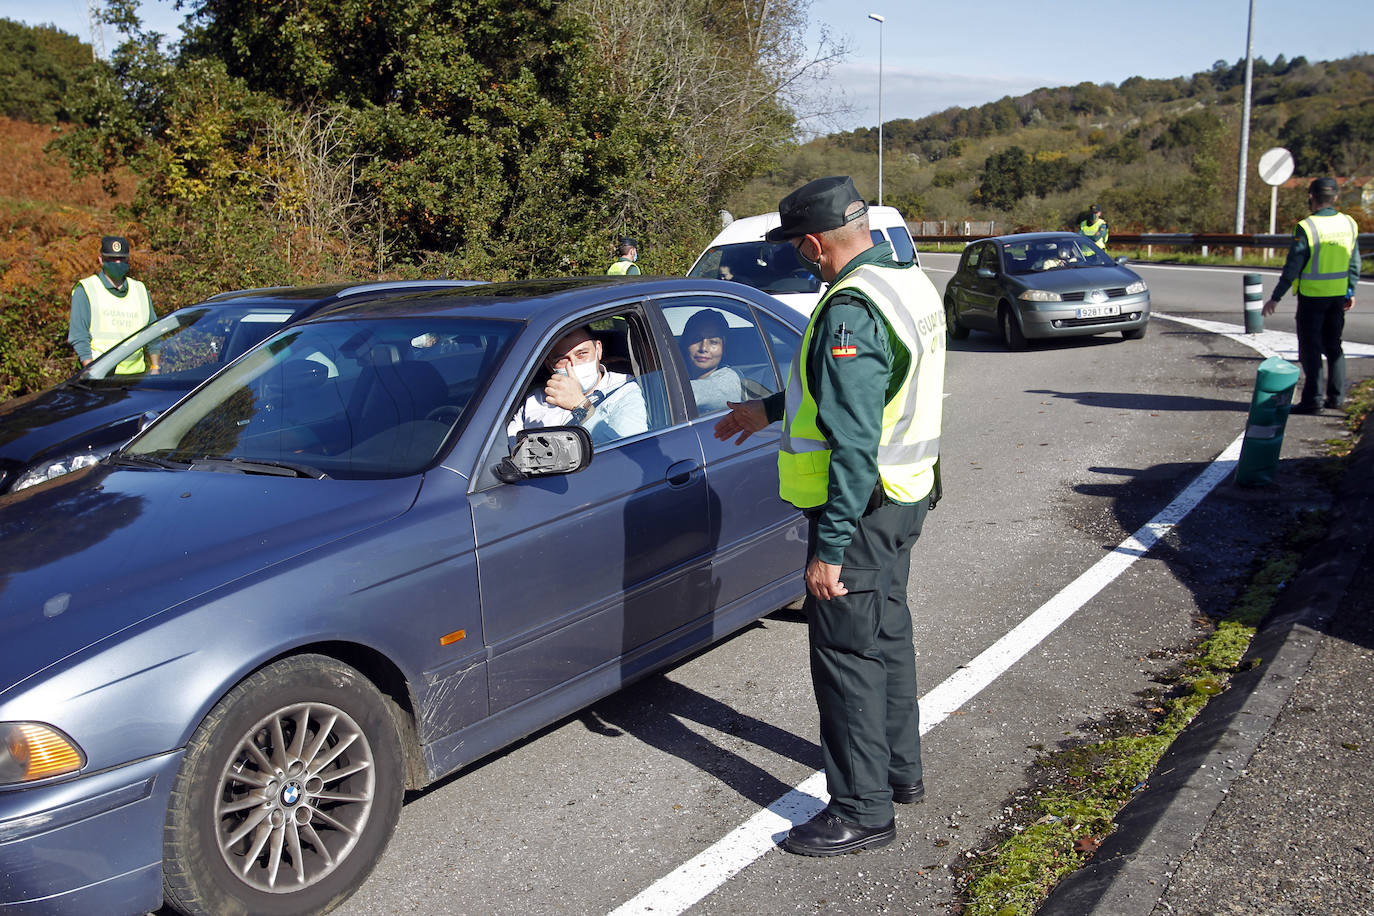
[944, 231, 1150, 349]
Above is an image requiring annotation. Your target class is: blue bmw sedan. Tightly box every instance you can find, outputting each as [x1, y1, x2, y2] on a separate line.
[0, 277, 807, 915]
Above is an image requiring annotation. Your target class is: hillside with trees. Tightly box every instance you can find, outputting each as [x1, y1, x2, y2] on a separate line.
[732, 53, 1374, 235]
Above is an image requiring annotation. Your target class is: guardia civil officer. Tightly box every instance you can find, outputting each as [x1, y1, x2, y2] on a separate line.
[1263, 177, 1361, 412]
[67, 235, 157, 373]
[1079, 203, 1109, 250]
[714, 176, 946, 856]
[606, 236, 641, 275]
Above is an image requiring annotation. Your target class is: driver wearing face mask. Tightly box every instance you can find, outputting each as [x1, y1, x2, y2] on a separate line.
[507, 325, 648, 446]
[67, 235, 159, 373]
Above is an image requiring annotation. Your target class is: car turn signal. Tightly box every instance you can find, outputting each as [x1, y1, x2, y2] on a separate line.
[0, 723, 85, 784]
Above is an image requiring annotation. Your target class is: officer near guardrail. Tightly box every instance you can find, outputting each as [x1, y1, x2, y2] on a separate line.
[605, 236, 641, 275]
[1262, 177, 1361, 413]
[713, 176, 946, 857]
[67, 235, 157, 373]
[1079, 204, 1109, 251]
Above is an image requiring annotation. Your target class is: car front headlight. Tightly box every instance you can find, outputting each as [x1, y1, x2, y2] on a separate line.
[1125, 280, 1148, 295]
[0, 722, 85, 784]
[1018, 289, 1063, 302]
[12, 444, 118, 492]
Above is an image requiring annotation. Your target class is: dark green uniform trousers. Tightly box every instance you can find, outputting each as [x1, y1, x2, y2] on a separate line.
[805, 496, 927, 826]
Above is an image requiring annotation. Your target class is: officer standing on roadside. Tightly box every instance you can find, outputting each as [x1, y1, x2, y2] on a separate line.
[1263, 177, 1361, 413]
[1079, 203, 1109, 250]
[714, 176, 946, 856]
[606, 236, 641, 275]
[67, 235, 157, 373]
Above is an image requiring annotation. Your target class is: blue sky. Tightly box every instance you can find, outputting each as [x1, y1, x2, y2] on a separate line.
[6, 0, 1372, 134]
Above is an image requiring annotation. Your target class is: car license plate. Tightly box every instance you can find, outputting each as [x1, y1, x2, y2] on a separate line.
[1077, 304, 1121, 319]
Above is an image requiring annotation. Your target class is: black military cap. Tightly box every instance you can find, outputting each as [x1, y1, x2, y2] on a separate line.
[617, 236, 638, 249]
[766, 176, 867, 242]
[1309, 177, 1339, 196]
[100, 236, 131, 259]
[1089, 203, 1102, 213]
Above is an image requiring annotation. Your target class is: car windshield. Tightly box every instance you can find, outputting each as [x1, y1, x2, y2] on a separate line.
[81, 305, 298, 386]
[1001, 238, 1113, 275]
[126, 317, 519, 479]
[688, 242, 821, 296]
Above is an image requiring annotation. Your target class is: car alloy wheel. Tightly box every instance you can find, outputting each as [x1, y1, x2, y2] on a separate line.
[163, 655, 404, 916]
[945, 298, 969, 340]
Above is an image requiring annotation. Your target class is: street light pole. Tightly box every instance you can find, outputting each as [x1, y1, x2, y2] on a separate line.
[1234, 0, 1255, 261]
[869, 13, 885, 205]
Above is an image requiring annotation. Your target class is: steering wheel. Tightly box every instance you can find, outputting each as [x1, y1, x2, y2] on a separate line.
[425, 405, 463, 424]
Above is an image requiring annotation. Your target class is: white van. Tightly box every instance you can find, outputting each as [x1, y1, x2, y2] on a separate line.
[686, 205, 920, 317]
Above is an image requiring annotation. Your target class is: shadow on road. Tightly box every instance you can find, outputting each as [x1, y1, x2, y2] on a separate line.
[1028, 389, 1245, 413]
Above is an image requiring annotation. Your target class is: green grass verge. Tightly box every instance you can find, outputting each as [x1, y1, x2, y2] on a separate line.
[955, 378, 1374, 916]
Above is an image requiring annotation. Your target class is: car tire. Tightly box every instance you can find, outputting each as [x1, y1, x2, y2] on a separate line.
[999, 305, 1028, 351]
[945, 297, 969, 341]
[1121, 326, 1147, 340]
[162, 654, 404, 916]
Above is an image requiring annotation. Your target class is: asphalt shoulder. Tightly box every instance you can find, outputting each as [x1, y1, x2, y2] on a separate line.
[1040, 412, 1374, 916]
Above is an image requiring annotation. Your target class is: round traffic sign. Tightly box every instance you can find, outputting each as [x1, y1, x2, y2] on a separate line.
[1258, 147, 1295, 186]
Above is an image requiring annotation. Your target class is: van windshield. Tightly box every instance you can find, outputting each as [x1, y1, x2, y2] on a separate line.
[687, 243, 821, 296]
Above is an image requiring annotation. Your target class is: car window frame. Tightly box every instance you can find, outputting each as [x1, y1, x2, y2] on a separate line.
[469, 301, 679, 493]
[654, 294, 782, 418]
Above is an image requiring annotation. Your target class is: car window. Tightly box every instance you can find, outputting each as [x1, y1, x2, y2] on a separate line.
[686, 241, 821, 296]
[962, 245, 982, 272]
[662, 299, 779, 414]
[82, 306, 296, 386]
[758, 311, 800, 387]
[126, 317, 519, 478]
[503, 308, 669, 451]
[888, 225, 917, 263]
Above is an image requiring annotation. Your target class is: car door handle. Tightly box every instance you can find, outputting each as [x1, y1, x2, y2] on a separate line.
[665, 459, 700, 487]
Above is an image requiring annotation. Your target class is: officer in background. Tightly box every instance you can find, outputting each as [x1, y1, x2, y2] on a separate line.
[1079, 203, 1109, 250]
[67, 235, 157, 373]
[606, 236, 641, 275]
[1263, 177, 1361, 413]
[714, 176, 946, 856]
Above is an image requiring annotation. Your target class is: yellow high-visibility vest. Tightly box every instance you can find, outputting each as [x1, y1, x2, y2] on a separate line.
[606, 259, 638, 276]
[1079, 217, 1108, 249]
[778, 261, 946, 508]
[79, 274, 151, 374]
[1296, 212, 1358, 297]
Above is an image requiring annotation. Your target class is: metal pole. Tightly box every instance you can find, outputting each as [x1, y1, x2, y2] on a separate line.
[1234, 0, 1255, 261]
[1267, 184, 1277, 260]
[869, 13, 885, 206]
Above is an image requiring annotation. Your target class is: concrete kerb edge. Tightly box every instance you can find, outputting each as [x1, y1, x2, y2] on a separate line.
[1039, 412, 1374, 916]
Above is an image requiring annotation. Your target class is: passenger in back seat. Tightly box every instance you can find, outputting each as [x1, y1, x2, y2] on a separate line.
[681, 309, 744, 412]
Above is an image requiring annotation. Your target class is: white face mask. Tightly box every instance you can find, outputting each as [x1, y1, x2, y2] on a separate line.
[556, 362, 601, 392]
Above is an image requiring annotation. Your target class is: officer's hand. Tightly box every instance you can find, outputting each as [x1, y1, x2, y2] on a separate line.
[713, 399, 768, 444]
[806, 557, 847, 601]
[1344, 297, 1355, 312]
[1262, 298, 1278, 317]
[544, 372, 586, 410]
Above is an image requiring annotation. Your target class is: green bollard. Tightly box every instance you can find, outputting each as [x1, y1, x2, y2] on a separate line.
[1243, 273, 1264, 333]
[1235, 356, 1300, 487]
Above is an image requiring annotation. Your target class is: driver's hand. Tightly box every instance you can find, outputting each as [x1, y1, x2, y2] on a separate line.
[545, 372, 587, 410]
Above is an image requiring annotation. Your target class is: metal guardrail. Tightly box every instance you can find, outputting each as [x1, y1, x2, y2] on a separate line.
[912, 231, 1374, 256]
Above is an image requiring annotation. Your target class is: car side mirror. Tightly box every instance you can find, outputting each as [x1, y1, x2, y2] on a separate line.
[494, 426, 593, 483]
[1115, 255, 1129, 266]
[976, 267, 996, 279]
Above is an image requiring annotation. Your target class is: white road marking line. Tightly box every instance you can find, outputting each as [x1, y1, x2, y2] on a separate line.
[610, 321, 1274, 915]
[1137, 262, 1374, 287]
[1154, 312, 1374, 359]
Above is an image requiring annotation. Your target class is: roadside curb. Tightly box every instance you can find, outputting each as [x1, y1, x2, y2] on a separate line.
[1039, 411, 1374, 916]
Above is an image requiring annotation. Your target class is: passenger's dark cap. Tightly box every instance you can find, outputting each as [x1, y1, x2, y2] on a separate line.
[100, 235, 130, 259]
[1309, 177, 1339, 196]
[766, 176, 867, 242]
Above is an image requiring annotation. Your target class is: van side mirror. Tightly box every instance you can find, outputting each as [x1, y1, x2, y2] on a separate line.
[494, 426, 593, 483]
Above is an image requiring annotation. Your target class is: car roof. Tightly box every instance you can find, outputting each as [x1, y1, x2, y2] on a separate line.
[297, 275, 783, 324]
[199, 280, 486, 316]
[706, 206, 910, 247]
[982, 231, 1082, 244]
